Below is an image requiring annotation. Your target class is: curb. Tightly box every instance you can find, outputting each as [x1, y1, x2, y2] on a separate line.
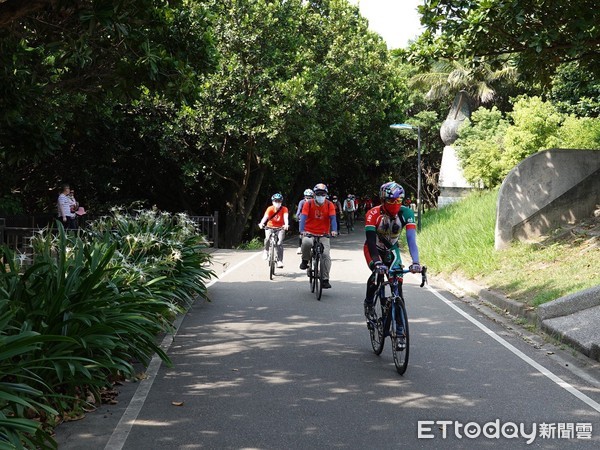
[536, 285, 600, 320]
[442, 274, 600, 363]
[447, 274, 537, 322]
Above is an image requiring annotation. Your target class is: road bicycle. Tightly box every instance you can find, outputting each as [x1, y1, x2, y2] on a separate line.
[265, 226, 284, 280]
[344, 212, 354, 233]
[305, 233, 329, 300]
[365, 264, 427, 375]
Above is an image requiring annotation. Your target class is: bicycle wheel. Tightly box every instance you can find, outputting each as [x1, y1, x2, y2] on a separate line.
[314, 254, 322, 300]
[391, 296, 409, 375]
[269, 240, 275, 280]
[309, 253, 316, 293]
[368, 290, 385, 355]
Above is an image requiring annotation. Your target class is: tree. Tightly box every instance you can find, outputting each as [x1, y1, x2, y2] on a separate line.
[549, 62, 600, 117]
[0, 0, 216, 212]
[502, 96, 563, 168]
[0, 0, 414, 244]
[409, 0, 600, 86]
[192, 0, 406, 247]
[454, 96, 600, 189]
[409, 59, 518, 109]
[558, 116, 600, 149]
[454, 106, 509, 188]
[0, 0, 216, 164]
[0, 0, 53, 26]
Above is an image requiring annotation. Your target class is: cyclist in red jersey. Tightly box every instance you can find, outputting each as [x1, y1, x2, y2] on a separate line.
[363, 182, 421, 318]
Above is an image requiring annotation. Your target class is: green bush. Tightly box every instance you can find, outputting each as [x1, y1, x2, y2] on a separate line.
[237, 236, 263, 250]
[558, 116, 600, 149]
[0, 210, 215, 448]
[455, 96, 600, 189]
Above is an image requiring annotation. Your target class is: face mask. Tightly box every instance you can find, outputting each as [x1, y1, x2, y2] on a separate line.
[315, 195, 326, 204]
[272, 201, 282, 209]
[384, 204, 401, 217]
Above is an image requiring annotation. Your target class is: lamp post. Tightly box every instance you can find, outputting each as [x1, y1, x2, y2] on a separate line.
[390, 123, 422, 231]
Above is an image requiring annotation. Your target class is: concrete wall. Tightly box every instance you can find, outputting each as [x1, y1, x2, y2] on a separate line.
[438, 145, 474, 207]
[495, 149, 600, 250]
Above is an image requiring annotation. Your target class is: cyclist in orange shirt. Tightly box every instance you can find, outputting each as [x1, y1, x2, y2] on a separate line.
[258, 193, 289, 268]
[299, 183, 338, 289]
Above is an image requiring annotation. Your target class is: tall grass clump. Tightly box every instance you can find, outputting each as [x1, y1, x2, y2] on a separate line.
[88, 209, 214, 310]
[0, 299, 63, 450]
[0, 210, 215, 448]
[419, 190, 500, 277]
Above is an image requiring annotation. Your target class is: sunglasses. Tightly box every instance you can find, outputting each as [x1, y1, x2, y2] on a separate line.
[385, 198, 402, 205]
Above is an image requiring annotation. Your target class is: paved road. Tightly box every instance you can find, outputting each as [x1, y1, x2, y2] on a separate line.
[56, 231, 600, 449]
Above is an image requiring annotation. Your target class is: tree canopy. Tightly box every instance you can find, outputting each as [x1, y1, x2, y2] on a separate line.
[0, 0, 420, 247]
[409, 0, 600, 85]
[1, 0, 597, 247]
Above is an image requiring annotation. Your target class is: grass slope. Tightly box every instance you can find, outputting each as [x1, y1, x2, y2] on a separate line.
[419, 190, 600, 306]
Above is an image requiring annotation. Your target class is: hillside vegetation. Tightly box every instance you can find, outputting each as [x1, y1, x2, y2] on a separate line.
[419, 190, 600, 306]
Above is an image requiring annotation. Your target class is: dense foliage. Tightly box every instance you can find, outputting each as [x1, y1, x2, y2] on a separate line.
[0, 210, 213, 448]
[0, 1, 598, 446]
[455, 96, 600, 188]
[0, 0, 421, 247]
[409, 0, 600, 85]
[0, 0, 597, 239]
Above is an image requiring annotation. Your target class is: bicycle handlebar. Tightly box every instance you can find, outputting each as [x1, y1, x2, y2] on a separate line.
[264, 226, 285, 231]
[372, 265, 428, 288]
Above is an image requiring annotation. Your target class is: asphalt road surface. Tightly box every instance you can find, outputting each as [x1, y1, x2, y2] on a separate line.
[56, 230, 600, 449]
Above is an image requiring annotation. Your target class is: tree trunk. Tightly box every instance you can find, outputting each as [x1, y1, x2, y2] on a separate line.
[221, 146, 265, 248]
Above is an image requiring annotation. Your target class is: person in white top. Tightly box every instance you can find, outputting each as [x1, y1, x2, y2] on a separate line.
[57, 184, 77, 229]
[343, 194, 356, 231]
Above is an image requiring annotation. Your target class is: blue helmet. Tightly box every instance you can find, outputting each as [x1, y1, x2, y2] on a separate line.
[271, 193, 283, 202]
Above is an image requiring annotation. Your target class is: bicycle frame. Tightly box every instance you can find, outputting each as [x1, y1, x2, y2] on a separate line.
[345, 212, 354, 233]
[368, 265, 427, 374]
[304, 233, 329, 300]
[375, 270, 403, 340]
[265, 227, 284, 280]
[265, 227, 284, 248]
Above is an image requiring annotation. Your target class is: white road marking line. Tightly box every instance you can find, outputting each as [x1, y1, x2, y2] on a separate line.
[427, 285, 600, 414]
[104, 251, 260, 449]
[207, 252, 261, 287]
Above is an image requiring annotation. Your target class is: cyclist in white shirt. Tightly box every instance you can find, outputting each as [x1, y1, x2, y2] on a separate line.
[343, 194, 356, 231]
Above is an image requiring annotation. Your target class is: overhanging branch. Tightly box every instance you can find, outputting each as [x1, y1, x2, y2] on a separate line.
[0, 0, 57, 27]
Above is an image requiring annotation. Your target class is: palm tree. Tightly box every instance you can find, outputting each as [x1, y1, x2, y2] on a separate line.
[410, 59, 518, 109]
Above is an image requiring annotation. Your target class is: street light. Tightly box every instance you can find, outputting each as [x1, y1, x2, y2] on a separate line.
[390, 123, 422, 231]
